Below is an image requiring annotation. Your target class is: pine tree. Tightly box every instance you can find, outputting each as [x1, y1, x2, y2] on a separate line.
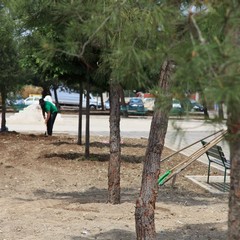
[0, 2, 20, 132]
[175, 1, 240, 238]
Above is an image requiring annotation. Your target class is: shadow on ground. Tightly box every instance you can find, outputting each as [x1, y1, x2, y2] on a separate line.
[31, 185, 227, 206]
[70, 222, 227, 240]
[43, 151, 144, 163]
[209, 182, 230, 192]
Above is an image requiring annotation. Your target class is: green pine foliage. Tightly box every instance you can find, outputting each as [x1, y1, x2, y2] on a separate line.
[8, 1, 181, 91]
[4, 0, 240, 112]
[0, 2, 20, 93]
[174, 1, 240, 115]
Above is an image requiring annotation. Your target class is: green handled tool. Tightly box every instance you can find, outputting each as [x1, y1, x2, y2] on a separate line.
[158, 130, 227, 186]
[158, 170, 172, 185]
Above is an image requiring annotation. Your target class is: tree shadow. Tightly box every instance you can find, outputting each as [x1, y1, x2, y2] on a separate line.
[43, 152, 144, 163]
[33, 187, 140, 204]
[52, 139, 147, 149]
[70, 222, 227, 240]
[71, 229, 135, 240]
[52, 141, 72, 146]
[31, 184, 226, 207]
[157, 185, 228, 206]
[156, 222, 227, 240]
[84, 141, 148, 149]
[44, 152, 83, 160]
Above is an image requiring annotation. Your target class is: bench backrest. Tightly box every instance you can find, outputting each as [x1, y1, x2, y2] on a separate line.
[201, 140, 227, 163]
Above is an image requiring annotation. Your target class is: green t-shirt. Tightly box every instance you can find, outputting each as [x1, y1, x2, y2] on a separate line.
[44, 101, 58, 113]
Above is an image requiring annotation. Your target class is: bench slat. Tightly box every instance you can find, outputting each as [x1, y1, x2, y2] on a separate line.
[201, 140, 230, 190]
[207, 151, 222, 159]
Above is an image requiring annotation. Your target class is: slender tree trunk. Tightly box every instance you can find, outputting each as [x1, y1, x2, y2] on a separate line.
[77, 82, 83, 145]
[85, 80, 90, 158]
[0, 88, 7, 132]
[226, 8, 240, 239]
[202, 98, 209, 119]
[119, 85, 128, 117]
[135, 60, 174, 239]
[100, 92, 104, 111]
[108, 82, 121, 204]
[227, 105, 240, 239]
[218, 101, 224, 120]
[53, 85, 61, 111]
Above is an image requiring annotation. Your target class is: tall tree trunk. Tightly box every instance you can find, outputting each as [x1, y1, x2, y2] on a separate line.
[85, 80, 90, 158]
[227, 105, 240, 239]
[77, 82, 83, 145]
[119, 85, 128, 117]
[202, 98, 209, 119]
[100, 92, 104, 111]
[226, 8, 240, 239]
[0, 88, 7, 132]
[53, 85, 61, 111]
[135, 60, 174, 239]
[108, 82, 121, 204]
[218, 101, 224, 120]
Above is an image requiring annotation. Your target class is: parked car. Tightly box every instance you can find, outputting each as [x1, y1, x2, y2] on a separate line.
[170, 99, 184, 115]
[143, 98, 155, 111]
[24, 96, 41, 106]
[143, 97, 183, 114]
[7, 96, 24, 105]
[190, 99, 204, 112]
[104, 99, 110, 110]
[128, 97, 144, 111]
[50, 88, 101, 109]
[172, 99, 182, 109]
[7, 96, 26, 110]
[179, 98, 204, 113]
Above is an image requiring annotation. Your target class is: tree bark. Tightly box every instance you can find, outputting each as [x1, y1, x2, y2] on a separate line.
[226, 6, 240, 239]
[108, 82, 121, 204]
[77, 82, 83, 145]
[218, 102, 224, 120]
[202, 98, 209, 120]
[119, 85, 128, 117]
[53, 85, 61, 111]
[135, 60, 174, 239]
[227, 106, 240, 239]
[85, 80, 90, 158]
[0, 88, 7, 132]
[100, 92, 104, 111]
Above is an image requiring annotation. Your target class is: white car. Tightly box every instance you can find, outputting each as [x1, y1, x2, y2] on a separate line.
[24, 96, 41, 106]
[51, 88, 101, 109]
[104, 99, 110, 110]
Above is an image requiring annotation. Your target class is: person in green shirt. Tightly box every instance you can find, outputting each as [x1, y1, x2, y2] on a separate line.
[39, 98, 58, 136]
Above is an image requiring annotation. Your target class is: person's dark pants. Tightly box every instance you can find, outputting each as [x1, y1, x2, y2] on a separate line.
[46, 112, 58, 136]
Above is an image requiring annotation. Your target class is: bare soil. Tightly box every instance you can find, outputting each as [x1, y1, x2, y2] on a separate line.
[0, 132, 228, 240]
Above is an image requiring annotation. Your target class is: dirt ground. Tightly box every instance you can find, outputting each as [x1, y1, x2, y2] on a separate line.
[0, 132, 228, 240]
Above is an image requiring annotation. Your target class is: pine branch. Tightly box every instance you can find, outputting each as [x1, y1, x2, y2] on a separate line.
[189, 13, 205, 45]
[79, 16, 111, 58]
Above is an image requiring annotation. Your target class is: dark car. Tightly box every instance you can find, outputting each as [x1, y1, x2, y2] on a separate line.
[190, 99, 204, 112]
[128, 98, 144, 111]
[170, 99, 184, 116]
[180, 98, 204, 113]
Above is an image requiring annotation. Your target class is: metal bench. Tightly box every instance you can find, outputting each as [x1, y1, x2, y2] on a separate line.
[201, 140, 230, 190]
